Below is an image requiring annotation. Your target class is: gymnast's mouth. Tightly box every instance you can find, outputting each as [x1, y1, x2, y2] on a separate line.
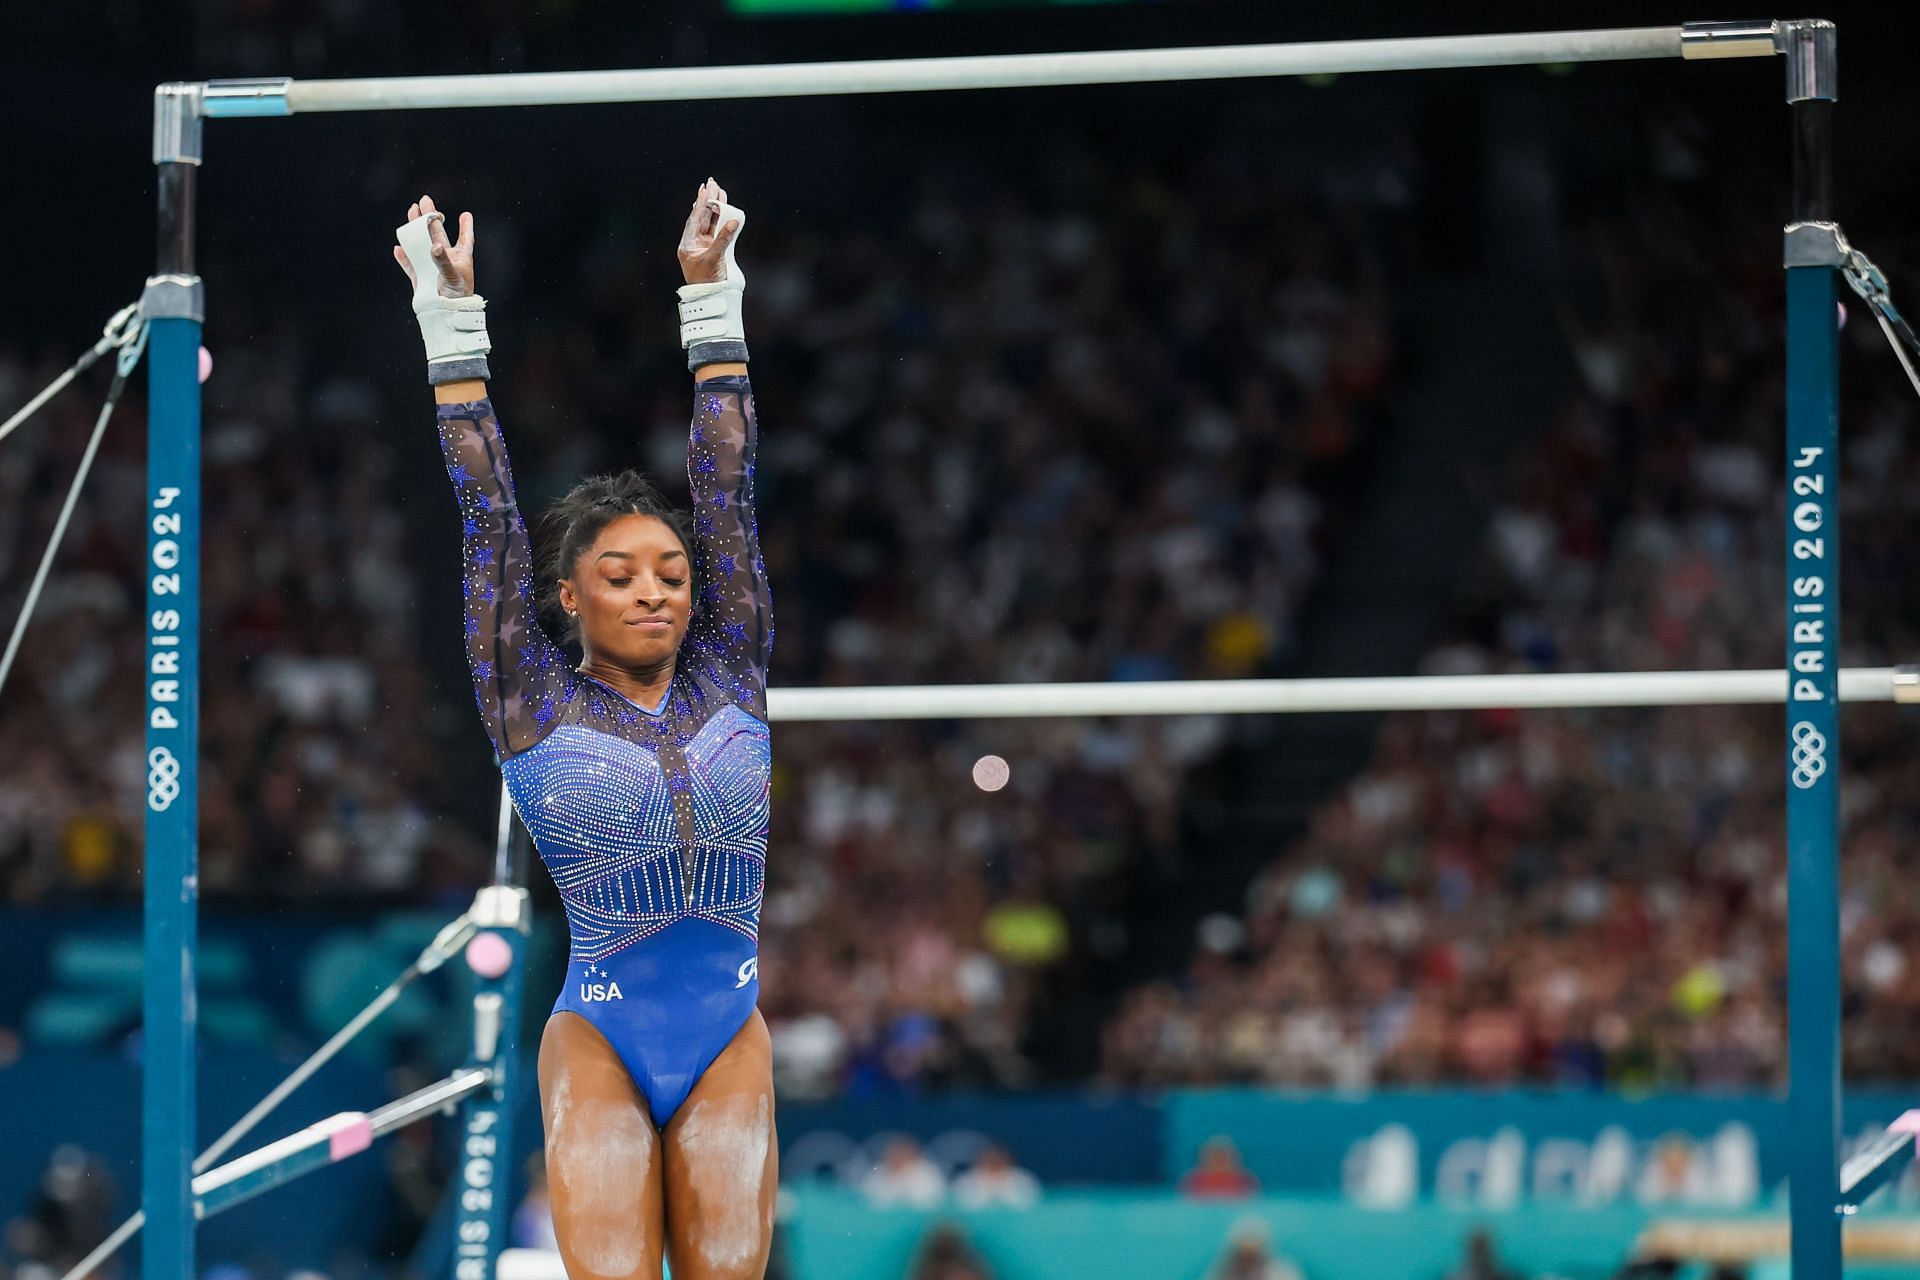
[625, 616, 671, 629]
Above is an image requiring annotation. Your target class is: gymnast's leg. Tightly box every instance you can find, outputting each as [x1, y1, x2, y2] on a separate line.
[662, 1010, 779, 1280]
[539, 1012, 667, 1280]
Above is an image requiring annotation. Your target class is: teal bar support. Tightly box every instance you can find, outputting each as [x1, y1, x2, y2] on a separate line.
[1783, 21, 1840, 1278]
[143, 313, 202, 1280]
[144, 85, 204, 1280]
[1785, 261, 1842, 1278]
[452, 884, 530, 1280]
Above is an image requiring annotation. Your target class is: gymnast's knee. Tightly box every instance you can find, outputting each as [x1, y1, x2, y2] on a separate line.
[666, 1093, 777, 1279]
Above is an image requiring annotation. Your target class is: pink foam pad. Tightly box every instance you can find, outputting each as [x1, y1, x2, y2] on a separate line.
[466, 932, 514, 979]
[1889, 1109, 1920, 1135]
[328, 1114, 372, 1161]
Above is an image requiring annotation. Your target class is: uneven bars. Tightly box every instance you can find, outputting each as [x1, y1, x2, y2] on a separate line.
[1839, 1110, 1920, 1211]
[765, 666, 1910, 722]
[193, 1069, 491, 1219]
[192, 23, 1782, 118]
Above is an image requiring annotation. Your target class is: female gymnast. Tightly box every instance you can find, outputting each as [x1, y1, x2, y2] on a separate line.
[392, 180, 775, 1280]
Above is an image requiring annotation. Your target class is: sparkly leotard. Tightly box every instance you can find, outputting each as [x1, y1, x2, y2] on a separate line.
[436, 375, 770, 1126]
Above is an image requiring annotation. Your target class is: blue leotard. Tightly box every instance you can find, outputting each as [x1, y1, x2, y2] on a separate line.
[436, 376, 771, 1127]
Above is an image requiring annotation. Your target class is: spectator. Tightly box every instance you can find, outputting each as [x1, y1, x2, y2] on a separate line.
[951, 1144, 1041, 1210]
[906, 1223, 993, 1280]
[1, 1145, 116, 1277]
[1609, 1261, 1680, 1280]
[1181, 1137, 1260, 1201]
[1204, 1216, 1304, 1280]
[1444, 1228, 1521, 1280]
[863, 1137, 947, 1209]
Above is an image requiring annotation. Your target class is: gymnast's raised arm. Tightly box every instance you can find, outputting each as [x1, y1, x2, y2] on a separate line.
[394, 194, 572, 760]
[674, 179, 772, 716]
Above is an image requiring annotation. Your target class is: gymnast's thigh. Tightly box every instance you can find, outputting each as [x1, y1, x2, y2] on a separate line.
[538, 1011, 667, 1280]
[661, 1009, 779, 1280]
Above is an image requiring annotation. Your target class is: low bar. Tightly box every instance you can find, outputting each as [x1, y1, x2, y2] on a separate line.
[766, 666, 1901, 722]
[1839, 1110, 1920, 1211]
[231, 27, 1718, 117]
[193, 1070, 490, 1220]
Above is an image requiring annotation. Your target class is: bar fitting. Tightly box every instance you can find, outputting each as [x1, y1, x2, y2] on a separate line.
[1894, 665, 1920, 705]
[204, 78, 294, 118]
[1783, 18, 1837, 102]
[1680, 19, 1780, 60]
[473, 993, 503, 1065]
[153, 82, 204, 165]
[470, 885, 530, 931]
[139, 274, 205, 323]
[1784, 222, 1845, 269]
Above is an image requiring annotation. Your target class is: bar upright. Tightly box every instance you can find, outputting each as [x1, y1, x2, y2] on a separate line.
[141, 80, 207, 1280]
[1781, 19, 1842, 1280]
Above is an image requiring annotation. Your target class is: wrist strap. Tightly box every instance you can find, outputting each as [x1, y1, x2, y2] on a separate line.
[687, 340, 749, 373]
[428, 354, 492, 386]
[677, 282, 744, 344]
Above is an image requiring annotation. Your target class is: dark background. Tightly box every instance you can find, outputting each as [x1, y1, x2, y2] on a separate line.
[9, 0, 1920, 350]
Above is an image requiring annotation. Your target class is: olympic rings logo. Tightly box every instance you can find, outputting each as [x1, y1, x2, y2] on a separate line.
[147, 747, 182, 811]
[1790, 721, 1828, 790]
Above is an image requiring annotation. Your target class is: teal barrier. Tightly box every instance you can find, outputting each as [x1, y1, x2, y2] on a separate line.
[1164, 1088, 1920, 1202]
[782, 1188, 1920, 1280]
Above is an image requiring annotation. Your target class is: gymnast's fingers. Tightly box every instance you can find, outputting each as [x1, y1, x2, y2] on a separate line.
[682, 187, 709, 238]
[427, 211, 453, 260]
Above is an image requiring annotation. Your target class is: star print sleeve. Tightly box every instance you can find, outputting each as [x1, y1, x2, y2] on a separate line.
[684, 375, 772, 716]
[437, 399, 575, 759]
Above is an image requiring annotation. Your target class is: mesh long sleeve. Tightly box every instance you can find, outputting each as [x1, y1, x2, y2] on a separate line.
[437, 399, 575, 759]
[683, 376, 772, 717]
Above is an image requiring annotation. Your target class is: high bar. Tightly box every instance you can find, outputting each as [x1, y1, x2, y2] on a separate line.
[765, 666, 1911, 722]
[196, 23, 1782, 118]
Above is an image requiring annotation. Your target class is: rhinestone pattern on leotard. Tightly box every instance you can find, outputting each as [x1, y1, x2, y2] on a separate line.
[437, 377, 771, 962]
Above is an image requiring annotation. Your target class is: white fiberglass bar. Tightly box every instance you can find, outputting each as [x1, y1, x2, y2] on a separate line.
[765, 666, 1903, 722]
[264, 27, 1712, 116]
[498, 1252, 568, 1280]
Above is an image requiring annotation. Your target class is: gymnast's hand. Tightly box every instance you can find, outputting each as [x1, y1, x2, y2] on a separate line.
[677, 177, 742, 285]
[391, 194, 476, 298]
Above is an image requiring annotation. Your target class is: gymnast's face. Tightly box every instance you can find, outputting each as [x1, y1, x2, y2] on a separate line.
[557, 514, 694, 671]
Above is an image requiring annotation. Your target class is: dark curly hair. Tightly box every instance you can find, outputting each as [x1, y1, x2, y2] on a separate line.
[534, 470, 696, 644]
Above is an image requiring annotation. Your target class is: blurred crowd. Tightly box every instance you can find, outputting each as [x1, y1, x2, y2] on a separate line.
[0, 334, 483, 906]
[731, 143, 1402, 1093]
[1102, 159, 1920, 1089]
